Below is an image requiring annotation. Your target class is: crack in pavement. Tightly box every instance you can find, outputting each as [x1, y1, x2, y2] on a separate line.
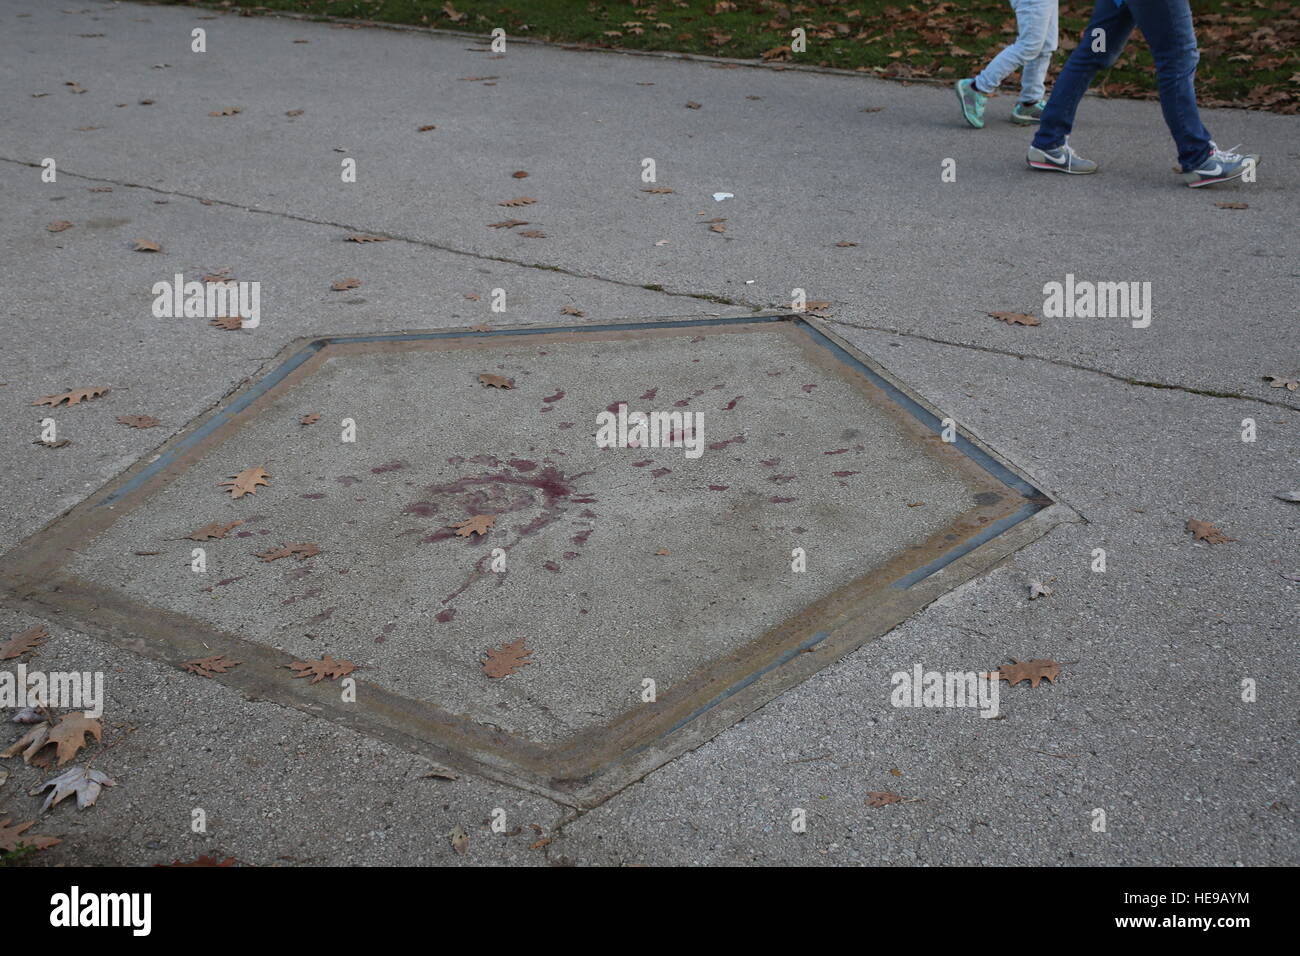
[828, 320, 1300, 412]
[8, 155, 1293, 413]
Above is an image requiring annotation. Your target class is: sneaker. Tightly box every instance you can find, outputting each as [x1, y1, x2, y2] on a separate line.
[1026, 139, 1098, 175]
[1184, 143, 1259, 188]
[1011, 100, 1045, 125]
[956, 78, 987, 129]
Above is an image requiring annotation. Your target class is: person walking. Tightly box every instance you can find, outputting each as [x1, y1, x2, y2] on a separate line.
[956, 0, 1060, 128]
[1025, 0, 1259, 187]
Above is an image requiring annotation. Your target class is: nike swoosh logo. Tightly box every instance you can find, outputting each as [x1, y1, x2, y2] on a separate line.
[1040, 152, 1067, 165]
[1198, 163, 1223, 176]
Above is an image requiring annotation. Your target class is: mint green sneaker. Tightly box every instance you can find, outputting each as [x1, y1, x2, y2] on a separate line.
[956, 78, 987, 129]
[1011, 100, 1045, 125]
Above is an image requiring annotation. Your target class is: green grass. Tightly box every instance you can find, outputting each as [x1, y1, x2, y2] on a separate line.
[177, 0, 1297, 111]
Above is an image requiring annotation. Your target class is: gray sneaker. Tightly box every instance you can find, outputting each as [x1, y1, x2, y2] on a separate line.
[1011, 100, 1045, 125]
[1027, 140, 1098, 175]
[1183, 142, 1259, 188]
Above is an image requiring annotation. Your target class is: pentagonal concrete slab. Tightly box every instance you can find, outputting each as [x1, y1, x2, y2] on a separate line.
[0, 314, 1068, 806]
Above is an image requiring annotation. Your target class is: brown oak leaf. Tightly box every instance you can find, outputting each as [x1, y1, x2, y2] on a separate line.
[208, 106, 242, 116]
[417, 124, 437, 131]
[512, 171, 529, 178]
[482, 638, 532, 678]
[1, 626, 50, 661]
[560, 306, 585, 316]
[117, 415, 161, 428]
[0, 817, 61, 853]
[255, 542, 321, 562]
[488, 219, 528, 229]
[478, 373, 514, 389]
[641, 187, 674, 194]
[1186, 518, 1234, 544]
[187, 520, 243, 541]
[498, 197, 537, 207]
[1264, 375, 1299, 391]
[209, 316, 243, 330]
[331, 277, 361, 291]
[989, 658, 1061, 688]
[220, 466, 271, 499]
[132, 239, 161, 252]
[182, 654, 243, 678]
[866, 791, 904, 807]
[517, 230, 547, 238]
[32, 387, 109, 407]
[32, 766, 115, 811]
[1215, 202, 1249, 209]
[300, 413, 320, 425]
[40, 713, 103, 767]
[450, 514, 496, 537]
[287, 654, 357, 684]
[47, 221, 74, 233]
[989, 311, 1041, 326]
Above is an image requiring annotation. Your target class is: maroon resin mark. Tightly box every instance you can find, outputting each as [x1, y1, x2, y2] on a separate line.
[370, 460, 406, 474]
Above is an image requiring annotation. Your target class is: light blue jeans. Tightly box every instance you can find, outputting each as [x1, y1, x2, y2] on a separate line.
[975, 0, 1059, 103]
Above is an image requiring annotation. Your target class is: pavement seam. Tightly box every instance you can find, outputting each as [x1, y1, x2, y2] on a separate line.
[9, 155, 1291, 412]
[828, 319, 1300, 412]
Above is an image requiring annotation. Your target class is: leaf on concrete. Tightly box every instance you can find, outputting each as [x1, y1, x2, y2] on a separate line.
[209, 316, 243, 330]
[32, 766, 115, 812]
[560, 306, 585, 316]
[117, 415, 161, 428]
[450, 514, 496, 537]
[989, 311, 1040, 326]
[450, 825, 469, 855]
[43, 713, 103, 767]
[487, 219, 528, 229]
[220, 466, 271, 499]
[33, 438, 72, 448]
[1264, 375, 1299, 391]
[1, 626, 50, 661]
[331, 277, 361, 291]
[517, 230, 547, 238]
[12, 707, 46, 724]
[989, 658, 1061, 688]
[1027, 577, 1054, 600]
[47, 221, 74, 233]
[346, 234, 389, 242]
[497, 197, 536, 207]
[865, 791, 904, 807]
[1215, 202, 1249, 209]
[182, 654, 242, 678]
[2, 723, 50, 764]
[641, 187, 674, 194]
[512, 171, 529, 178]
[32, 387, 109, 407]
[208, 106, 242, 116]
[132, 239, 161, 252]
[1186, 518, 1234, 544]
[1275, 491, 1300, 503]
[187, 520, 243, 540]
[478, 373, 514, 389]
[300, 413, 320, 425]
[255, 542, 321, 562]
[287, 654, 357, 684]
[155, 855, 236, 867]
[0, 816, 61, 853]
[482, 638, 532, 678]
[417, 124, 437, 131]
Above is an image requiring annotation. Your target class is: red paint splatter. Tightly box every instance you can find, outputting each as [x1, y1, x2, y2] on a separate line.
[543, 390, 565, 403]
[708, 484, 729, 491]
[543, 561, 561, 573]
[708, 435, 746, 451]
[824, 448, 850, 456]
[507, 459, 538, 472]
[651, 468, 671, 478]
[435, 609, 455, 623]
[371, 460, 406, 474]
[769, 474, 795, 484]
[335, 476, 362, 486]
[760, 458, 780, 467]
[632, 460, 653, 467]
[558, 422, 575, 429]
[832, 470, 860, 477]
[639, 387, 658, 401]
[722, 396, 742, 410]
[769, 496, 796, 504]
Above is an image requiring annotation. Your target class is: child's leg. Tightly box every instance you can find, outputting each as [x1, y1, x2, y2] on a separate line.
[975, 0, 1057, 94]
[1033, 0, 1135, 150]
[1017, 1, 1059, 103]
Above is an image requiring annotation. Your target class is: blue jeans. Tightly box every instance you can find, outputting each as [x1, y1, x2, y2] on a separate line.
[1032, 0, 1213, 171]
[976, 0, 1059, 104]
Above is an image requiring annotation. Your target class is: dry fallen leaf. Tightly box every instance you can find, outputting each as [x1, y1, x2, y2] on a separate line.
[1028, 577, 1055, 600]
[187, 520, 243, 541]
[208, 106, 242, 116]
[1215, 202, 1249, 209]
[34, 713, 104, 767]
[286, 108, 305, 116]
[512, 170, 529, 178]
[517, 230, 547, 238]
[417, 124, 437, 131]
[32, 439, 72, 449]
[182, 654, 243, 678]
[331, 277, 361, 291]
[685, 101, 702, 109]
[1264, 375, 1299, 391]
[835, 241, 858, 247]
[117, 415, 161, 428]
[641, 187, 674, 194]
[1186, 518, 1234, 544]
[488, 219, 528, 229]
[255, 542, 321, 562]
[866, 791, 904, 807]
[346, 234, 389, 243]
[560, 306, 585, 316]
[32, 766, 115, 812]
[498, 197, 537, 207]
[482, 638, 532, 678]
[47, 221, 74, 233]
[450, 825, 469, 855]
[300, 413, 320, 425]
[0, 816, 60, 853]
[989, 658, 1061, 688]
[1, 626, 49, 661]
[989, 311, 1040, 326]
[32, 387, 109, 408]
[209, 316, 243, 330]
[478, 373, 514, 389]
[132, 239, 161, 252]
[287, 654, 357, 684]
[450, 514, 496, 537]
[219, 466, 271, 499]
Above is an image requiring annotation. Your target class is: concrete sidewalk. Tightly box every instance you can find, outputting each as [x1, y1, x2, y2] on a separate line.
[0, 0, 1295, 866]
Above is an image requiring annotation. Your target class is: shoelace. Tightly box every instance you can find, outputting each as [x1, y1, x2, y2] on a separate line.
[1208, 141, 1244, 164]
[1059, 137, 1083, 171]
